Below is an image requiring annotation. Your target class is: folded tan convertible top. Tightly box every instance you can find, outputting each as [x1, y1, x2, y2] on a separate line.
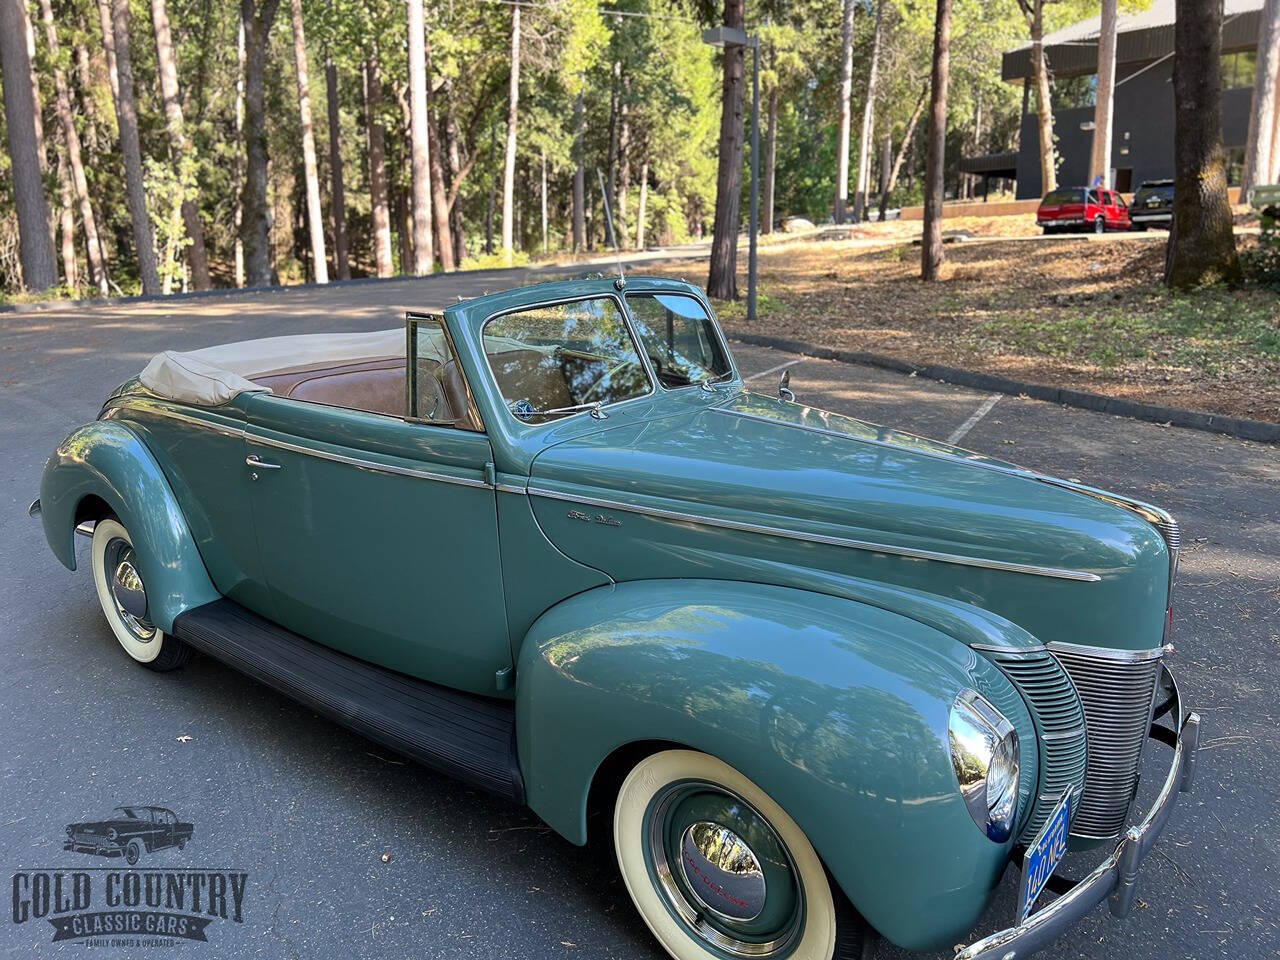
[139, 328, 405, 406]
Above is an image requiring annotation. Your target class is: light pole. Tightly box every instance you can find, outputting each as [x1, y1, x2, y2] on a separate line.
[703, 26, 760, 325]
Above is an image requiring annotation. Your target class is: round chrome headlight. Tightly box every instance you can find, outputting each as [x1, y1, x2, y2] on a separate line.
[107, 828, 118, 841]
[949, 690, 1020, 842]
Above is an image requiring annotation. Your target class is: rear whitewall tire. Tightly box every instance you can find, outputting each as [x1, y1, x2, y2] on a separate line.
[614, 749, 839, 960]
[90, 519, 190, 671]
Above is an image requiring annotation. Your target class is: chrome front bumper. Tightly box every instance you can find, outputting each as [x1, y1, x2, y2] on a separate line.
[955, 665, 1200, 960]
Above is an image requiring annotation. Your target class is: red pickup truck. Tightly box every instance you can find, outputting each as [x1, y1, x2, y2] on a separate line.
[1037, 187, 1131, 234]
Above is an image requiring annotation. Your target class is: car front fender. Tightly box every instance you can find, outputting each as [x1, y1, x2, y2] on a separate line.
[516, 579, 1030, 952]
[39, 419, 219, 632]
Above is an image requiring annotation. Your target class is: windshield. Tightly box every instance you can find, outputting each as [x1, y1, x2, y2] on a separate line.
[1042, 189, 1086, 205]
[483, 296, 652, 422]
[1135, 184, 1174, 202]
[625, 293, 732, 389]
[110, 807, 149, 820]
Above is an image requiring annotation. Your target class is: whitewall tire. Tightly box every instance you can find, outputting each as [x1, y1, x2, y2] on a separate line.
[613, 749, 853, 960]
[90, 519, 190, 671]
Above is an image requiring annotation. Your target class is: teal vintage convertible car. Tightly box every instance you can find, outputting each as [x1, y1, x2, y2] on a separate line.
[33, 275, 1199, 960]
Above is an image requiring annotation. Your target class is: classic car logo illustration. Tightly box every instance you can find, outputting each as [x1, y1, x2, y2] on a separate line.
[64, 806, 193, 866]
[10, 806, 248, 947]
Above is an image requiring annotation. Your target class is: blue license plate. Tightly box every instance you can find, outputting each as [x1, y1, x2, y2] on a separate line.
[1018, 791, 1072, 923]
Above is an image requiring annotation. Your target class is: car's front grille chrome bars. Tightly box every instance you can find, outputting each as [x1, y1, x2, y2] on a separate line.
[1046, 642, 1164, 839]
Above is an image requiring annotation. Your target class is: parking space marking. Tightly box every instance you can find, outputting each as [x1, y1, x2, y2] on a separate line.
[742, 358, 804, 382]
[947, 393, 1003, 446]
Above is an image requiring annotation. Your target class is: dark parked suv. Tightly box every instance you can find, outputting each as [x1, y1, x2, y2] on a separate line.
[1129, 180, 1174, 229]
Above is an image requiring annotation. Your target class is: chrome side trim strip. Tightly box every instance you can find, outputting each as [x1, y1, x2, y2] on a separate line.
[495, 483, 527, 495]
[1046, 640, 1164, 663]
[527, 487, 1101, 581]
[104, 400, 246, 439]
[970, 642, 1048, 654]
[248, 434, 491, 489]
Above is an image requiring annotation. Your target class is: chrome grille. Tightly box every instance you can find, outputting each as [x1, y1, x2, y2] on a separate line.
[1047, 643, 1162, 838]
[987, 651, 1089, 840]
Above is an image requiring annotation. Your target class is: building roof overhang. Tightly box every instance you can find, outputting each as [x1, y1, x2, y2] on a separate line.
[1001, 0, 1264, 81]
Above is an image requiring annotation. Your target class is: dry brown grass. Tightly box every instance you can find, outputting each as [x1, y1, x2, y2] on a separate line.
[641, 233, 1280, 423]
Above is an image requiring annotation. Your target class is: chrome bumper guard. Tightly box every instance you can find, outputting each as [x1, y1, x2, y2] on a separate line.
[955, 665, 1200, 960]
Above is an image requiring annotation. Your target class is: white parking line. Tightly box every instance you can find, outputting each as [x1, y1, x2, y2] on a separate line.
[947, 393, 1003, 446]
[743, 358, 804, 382]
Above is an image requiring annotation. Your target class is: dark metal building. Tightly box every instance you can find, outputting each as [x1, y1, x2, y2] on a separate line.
[963, 0, 1267, 199]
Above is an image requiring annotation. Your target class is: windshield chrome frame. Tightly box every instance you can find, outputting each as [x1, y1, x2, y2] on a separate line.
[478, 291, 657, 428]
[620, 288, 739, 393]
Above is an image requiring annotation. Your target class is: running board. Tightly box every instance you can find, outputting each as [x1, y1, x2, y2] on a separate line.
[172, 599, 524, 802]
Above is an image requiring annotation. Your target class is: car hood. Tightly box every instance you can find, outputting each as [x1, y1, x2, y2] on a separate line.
[66, 821, 129, 832]
[528, 391, 1172, 652]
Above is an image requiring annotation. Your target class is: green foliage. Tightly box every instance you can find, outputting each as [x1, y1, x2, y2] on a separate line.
[5, 0, 1120, 290]
[1241, 209, 1280, 289]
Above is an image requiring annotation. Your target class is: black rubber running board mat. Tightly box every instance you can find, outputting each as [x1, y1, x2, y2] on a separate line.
[173, 599, 524, 802]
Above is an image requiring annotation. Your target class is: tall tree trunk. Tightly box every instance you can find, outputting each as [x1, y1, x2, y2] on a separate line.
[763, 84, 778, 233]
[539, 149, 548, 253]
[288, 0, 328, 282]
[393, 172, 412, 274]
[1089, 0, 1118, 188]
[21, 0, 60, 264]
[442, 78, 466, 265]
[1240, 0, 1279, 193]
[74, 43, 101, 154]
[234, 19, 245, 286]
[405, 0, 433, 274]
[1022, 0, 1056, 194]
[572, 91, 586, 252]
[853, 0, 885, 222]
[151, 0, 211, 289]
[486, 122, 496, 256]
[364, 57, 394, 277]
[617, 91, 631, 250]
[1271, 66, 1280, 183]
[110, 0, 161, 293]
[877, 133, 892, 213]
[707, 0, 746, 300]
[606, 60, 620, 221]
[636, 160, 648, 248]
[324, 51, 350, 279]
[240, 0, 282, 287]
[43, 2, 108, 293]
[880, 83, 928, 221]
[55, 155, 77, 288]
[921, 0, 952, 281]
[501, 4, 520, 258]
[95, 0, 120, 100]
[422, 40, 453, 271]
[0, 0, 56, 290]
[1165, 0, 1240, 288]
[834, 0, 856, 223]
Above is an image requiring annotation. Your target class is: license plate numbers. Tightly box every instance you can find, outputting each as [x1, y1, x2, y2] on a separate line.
[1018, 791, 1071, 923]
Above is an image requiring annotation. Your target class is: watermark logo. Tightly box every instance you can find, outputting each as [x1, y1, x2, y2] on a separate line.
[10, 805, 248, 947]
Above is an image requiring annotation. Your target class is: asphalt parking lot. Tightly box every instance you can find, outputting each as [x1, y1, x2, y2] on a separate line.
[2, 270, 1277, 959]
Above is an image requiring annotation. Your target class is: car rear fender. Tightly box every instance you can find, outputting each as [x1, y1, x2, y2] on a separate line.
[39, 419, 219, 632]
[515, 579, 1030, 952]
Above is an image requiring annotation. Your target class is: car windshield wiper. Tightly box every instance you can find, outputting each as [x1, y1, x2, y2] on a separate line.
[513, 400, 610, 421]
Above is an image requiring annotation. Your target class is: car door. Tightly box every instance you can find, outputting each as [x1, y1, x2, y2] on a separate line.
[240, 316, 511, 697]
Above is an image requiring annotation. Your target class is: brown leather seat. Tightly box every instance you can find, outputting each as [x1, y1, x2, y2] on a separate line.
[253, 356, 408, 417]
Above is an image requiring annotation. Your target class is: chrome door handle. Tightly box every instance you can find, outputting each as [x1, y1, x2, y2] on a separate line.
[245, 455, 282, 470]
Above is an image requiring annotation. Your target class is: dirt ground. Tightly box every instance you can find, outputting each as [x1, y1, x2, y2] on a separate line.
[672, 230, 1279, 423]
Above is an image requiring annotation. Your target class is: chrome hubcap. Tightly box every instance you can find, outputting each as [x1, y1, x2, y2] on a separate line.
[105, 539, 154, 642]
[646, 782, 802, 958]
[679, 821, 767, 922]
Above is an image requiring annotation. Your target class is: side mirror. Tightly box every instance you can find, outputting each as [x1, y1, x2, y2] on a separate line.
[779, 368, 796, 403]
